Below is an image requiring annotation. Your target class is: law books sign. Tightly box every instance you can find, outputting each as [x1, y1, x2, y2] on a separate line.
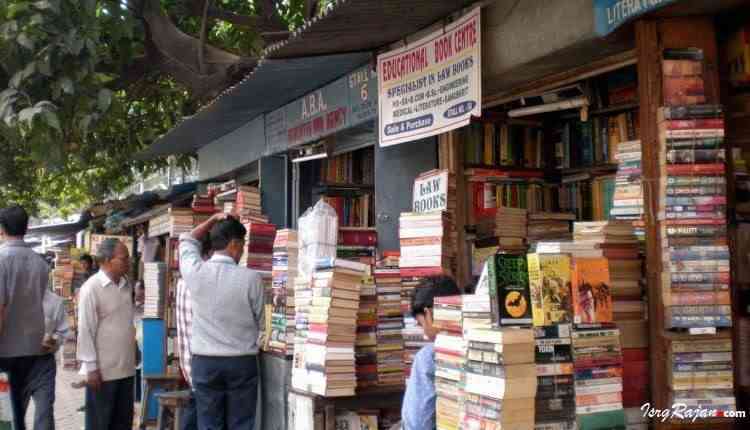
[377, 7, 481, 147]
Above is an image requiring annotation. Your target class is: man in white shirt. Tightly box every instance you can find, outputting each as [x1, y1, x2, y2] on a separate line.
[18, 289, 73, 430]
[77, 238, 136, 430]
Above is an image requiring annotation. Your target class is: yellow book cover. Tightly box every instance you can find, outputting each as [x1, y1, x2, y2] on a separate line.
[526, 253, 545, 327]
[538, 254, 573, 325]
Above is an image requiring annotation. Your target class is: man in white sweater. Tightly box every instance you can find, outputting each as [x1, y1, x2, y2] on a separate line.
[77, 238, 136, 430]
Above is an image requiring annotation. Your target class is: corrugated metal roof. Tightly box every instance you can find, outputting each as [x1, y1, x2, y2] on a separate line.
[139, 53, 371, 158]
[265, 0, 478, 59]
[139, 0, 477, 159]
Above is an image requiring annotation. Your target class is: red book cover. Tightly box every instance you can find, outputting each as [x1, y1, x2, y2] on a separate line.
[339, 230, 377, 246]
[666, 164, 725, 175]
[573, 357, 624, 368]
[399, 267, 446, 277]
[623, 390, 650, 408]
[665, 119, 724, 130]
[664, 218, 727, 226]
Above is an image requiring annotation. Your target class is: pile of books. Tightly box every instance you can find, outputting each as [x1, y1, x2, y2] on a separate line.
[535, 324, 576, 429]
[662, 48, 706, 106]
[191, 193, 216, 214]
[611, 139, 645, 240]
[268, 229, 298, 356]
[463, 327, 536, 429]
[72, 262, 89, 293]
[356, 276, 378, 390]
[658, 104, 730, 329]
[291, 276, 312, 386]
[493, 206, 528, 252]
[461, 293, 492, 332]
[527, 212, 575, 244]
[399, 211, 452, 277]
[337, 228, 377, 265]
[572, 326, 626, 430]
[294, 258, 365, 397]
[401, 276, 425, 378]
[240, 221, 276, 272]
[149, 207, 195, 238]
[143, 262, 168, 318]
[236, 185, 264, 220]
[374, 266, 405, 388]
[667, 337, 736, 416]
[432, 295, 464, 430]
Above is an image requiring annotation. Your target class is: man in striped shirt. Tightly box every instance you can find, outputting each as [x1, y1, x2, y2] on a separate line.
[175, 239, 211, 430]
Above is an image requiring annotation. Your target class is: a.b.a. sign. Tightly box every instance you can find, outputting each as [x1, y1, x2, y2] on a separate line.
[413, 170, 449, 213]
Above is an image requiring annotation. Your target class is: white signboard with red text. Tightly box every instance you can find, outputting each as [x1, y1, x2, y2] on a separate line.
[377, 7, 481, 147]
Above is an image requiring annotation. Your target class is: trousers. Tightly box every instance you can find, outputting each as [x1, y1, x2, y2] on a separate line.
[191, 355, 258, 430]
[85, 376, 134, 430]
[0, 354, 56, 430]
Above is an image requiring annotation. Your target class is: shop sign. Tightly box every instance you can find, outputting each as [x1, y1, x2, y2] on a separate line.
[594, 0, 679, 35]
[377, 7, 481, 147]
[265, 65, 378, 151]
[413, 170, 449, 213]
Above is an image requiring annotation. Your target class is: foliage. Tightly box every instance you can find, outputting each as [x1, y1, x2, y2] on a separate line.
[0, 0, 331, 215]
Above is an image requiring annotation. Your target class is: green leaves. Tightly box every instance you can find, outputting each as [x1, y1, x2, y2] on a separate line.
[97, 88, 112, 111]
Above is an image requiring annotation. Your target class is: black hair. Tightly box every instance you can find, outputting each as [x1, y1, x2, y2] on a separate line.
[411, 275, 460, 317]
[80, 254, 94, 266]
[0, 205, 29, 237]
[209, 218, 246, 251]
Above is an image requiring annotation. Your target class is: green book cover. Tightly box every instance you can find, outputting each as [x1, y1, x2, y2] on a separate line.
[577, 409, 626, 430]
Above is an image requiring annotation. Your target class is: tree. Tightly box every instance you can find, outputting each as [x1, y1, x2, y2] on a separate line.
[0, 0, 327, 215]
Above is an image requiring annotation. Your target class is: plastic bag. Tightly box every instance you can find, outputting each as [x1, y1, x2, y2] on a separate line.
[297, 200, 338, 279]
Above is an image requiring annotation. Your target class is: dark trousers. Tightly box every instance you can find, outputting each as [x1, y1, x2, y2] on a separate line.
[0, 354, 56, 430]
[85, 376, 134, 430]
[192, 355, 258, 430]
[179, 392, 198, 430]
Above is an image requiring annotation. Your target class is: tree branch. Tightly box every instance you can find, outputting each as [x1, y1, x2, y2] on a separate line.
[199, 0, 211, 75]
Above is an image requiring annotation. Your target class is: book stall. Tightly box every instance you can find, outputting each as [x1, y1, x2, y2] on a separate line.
[111, 2, 750, 430]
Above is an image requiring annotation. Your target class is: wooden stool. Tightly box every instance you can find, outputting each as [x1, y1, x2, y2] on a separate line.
[155, 390, 192, 430]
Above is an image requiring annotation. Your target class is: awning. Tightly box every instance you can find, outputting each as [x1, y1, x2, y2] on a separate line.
[138, 53, 372, 159]
[264, 0, 478, 59]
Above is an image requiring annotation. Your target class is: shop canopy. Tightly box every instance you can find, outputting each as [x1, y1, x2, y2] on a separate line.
[138, 0, 476, 160]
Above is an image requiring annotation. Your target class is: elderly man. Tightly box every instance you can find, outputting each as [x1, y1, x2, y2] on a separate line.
[0, 205, 50, 430]
[77, 238, 136, 430]
[179, 213, 265, 430]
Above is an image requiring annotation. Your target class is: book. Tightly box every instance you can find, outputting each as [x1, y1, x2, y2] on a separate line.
[527, 253, 573, 326]
[489, 254, 533, 326]
[571, 258, 614, 324]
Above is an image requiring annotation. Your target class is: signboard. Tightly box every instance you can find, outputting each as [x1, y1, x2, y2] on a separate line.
[88, 234, 135, 258]
[594, 0, 678, 35]
[378, 7, 481, 147]
[264, 65, 378, 151]
[413, 170, 449, 213]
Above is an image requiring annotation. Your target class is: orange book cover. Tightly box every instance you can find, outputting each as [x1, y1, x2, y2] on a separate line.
[572, 257, 613, 324]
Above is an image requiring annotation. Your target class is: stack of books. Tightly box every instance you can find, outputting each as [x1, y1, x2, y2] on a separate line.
[240, 221, 276, 272]
[236, 185, 265, 221]
[291, 276, 312, 387]
[191, 193, 216, 214]
[667, 337, 736, 417]
[401, 276, 425, 378]
[297, 258, 366, 397]
[356, 276, 378, 390]
[662, 48, 706, 106]
[143, 262, 168, 318]
[337, 228, 377, 265]
[148, 207, 195, 237]
[535, 324, 576, 429]
[611, 140, 645, 240]
[463, 327, 536, 429]
[374, 266, 405, 388]
[268, 229, 298, 356]
[658, 104, 730, 329]
[461, 293, 492, 332]
[527, 212, 575, 244]
[433, 295, 464, 430]
[493, 206, 528, 252]
[53, 265, 74, 297]
[399, 211, 452, 277]
[572, 326, 626, 430]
